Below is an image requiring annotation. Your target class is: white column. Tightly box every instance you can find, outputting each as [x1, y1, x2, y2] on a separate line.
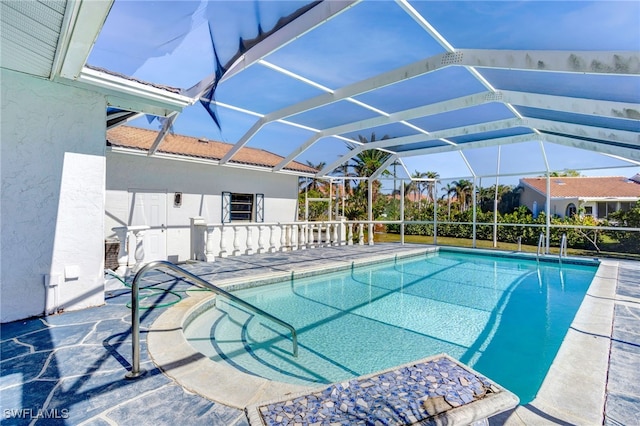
[291, 224, 298, 251]
[358, 223, 365, 245]
[132, 229, 145, 269]
[245, 226, 255, 255]
[232, 226, 241, 256]
[316, 223, 323, 247]
[324, 223, 331, 247]
[205, 225, 216, 262]
[269, 225, 277, 253]
[332, 222, 339, 246]
[299, 224, 306, 250]
[280, 224, 288, 252]
[219, 226, 229, 258]
[112, 227, 129, 274]
[308, 223, 315, 248]
[257, 225, 267, 254]
[347, 223, 354, 246]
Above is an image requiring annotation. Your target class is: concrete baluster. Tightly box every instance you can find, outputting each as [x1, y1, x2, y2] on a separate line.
[299, 224, 306, 250]
[205, 225, 216, 262]
[112, 227, 129, 274]
[358, 223, 364, 245]
[269, 225, 277, 253]
[257, 226, 266, 254]
[219, 226, 229, 258]
[325, 223, 331, 247]
[280, 224, 288, 252]
[308, 223, 315, 248]
[347, 223, 354, 246]
[291, 224, 298, 251]
[132, 229, 145, 269]
[246, 226, 254, 255]
[232, 226, 241, 256]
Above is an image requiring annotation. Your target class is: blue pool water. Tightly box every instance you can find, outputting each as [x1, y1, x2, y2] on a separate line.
[184, 250, 598, 404]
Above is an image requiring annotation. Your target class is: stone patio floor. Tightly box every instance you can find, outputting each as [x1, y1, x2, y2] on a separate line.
[1, 243, 638, 425]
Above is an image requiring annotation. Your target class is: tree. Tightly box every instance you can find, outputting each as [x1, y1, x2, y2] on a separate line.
[441, 183, 456, 220]
[451, 179, 473, 212]
[424, 171, 440, 204]
[549, 169, 581, 177]
[302, 161, 328, 192]
[346, 133, 392, 216]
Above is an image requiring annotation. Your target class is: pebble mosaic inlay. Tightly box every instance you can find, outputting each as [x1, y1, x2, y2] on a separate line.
[254, 356, 501, 425]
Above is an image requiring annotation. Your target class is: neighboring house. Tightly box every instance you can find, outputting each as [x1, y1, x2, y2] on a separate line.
[106, 126, 317, 263]
[519, 176, 640, 219]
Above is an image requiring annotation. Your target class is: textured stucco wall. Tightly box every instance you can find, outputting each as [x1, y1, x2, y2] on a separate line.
[105, 151, 299, 261]
[1, 69, 106, 322]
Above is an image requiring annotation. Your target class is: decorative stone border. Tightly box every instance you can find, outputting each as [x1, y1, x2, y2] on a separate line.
[245, 354, 519, 426]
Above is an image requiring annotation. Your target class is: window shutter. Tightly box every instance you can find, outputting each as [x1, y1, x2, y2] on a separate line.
[256, 193, 264, 223]
[222, 191, 231, 223]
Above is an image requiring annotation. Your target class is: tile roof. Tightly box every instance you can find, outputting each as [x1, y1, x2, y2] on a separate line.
[106, 126, 317, 174]
[521, 176, 640, 198]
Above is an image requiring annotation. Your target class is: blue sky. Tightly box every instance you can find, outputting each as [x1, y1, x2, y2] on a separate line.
[91, 1, 640, 188]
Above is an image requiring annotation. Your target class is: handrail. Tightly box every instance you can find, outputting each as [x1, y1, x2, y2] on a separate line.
[125, 260, 298, 379]
[559, 233, 567, 260]
[536, 232, 545, 261]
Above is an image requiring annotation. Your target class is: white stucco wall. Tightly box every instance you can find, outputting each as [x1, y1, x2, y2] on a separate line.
[105, 151, 300, 262]
[1, 69, 106, 322]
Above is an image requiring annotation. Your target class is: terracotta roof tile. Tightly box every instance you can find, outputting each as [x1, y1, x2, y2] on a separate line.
[521, 176, 640, 198]
[106, 126, 317, 174]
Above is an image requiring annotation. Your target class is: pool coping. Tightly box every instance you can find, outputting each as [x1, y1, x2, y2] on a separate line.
[147, 246, 616, 423]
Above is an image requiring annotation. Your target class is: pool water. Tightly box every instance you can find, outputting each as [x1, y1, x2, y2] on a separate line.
[184, 250, 598, 404]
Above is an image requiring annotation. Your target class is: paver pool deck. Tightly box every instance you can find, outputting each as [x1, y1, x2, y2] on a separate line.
[1, 243, 638, 425]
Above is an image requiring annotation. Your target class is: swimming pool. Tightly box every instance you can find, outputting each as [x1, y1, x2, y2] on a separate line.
[184, 250, 598, 404]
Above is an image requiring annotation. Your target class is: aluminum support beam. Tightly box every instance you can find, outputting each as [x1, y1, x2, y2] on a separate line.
[184, 1, 359, 98]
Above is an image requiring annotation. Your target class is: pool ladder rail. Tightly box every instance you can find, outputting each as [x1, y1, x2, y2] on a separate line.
[559, 233, 568, 264]
[125, 260, 299, 380]
[536, 233, 546, 262]
[536, 232, 568, 264]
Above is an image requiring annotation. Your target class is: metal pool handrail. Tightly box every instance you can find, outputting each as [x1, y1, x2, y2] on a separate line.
[559, 233, 568, 262]
[536, 232, 545, 261]
[125, 260, 298, 379]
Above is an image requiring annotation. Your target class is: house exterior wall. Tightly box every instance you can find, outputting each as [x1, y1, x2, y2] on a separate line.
[1, 69, 106, 322]
[105, 151, 299, 262]
[519, 186, 546, 216]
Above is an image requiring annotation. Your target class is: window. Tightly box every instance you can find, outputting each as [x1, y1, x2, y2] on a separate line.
[584, 206, 593, 216]
[566, 203, 577, 217]
[222, 192, 264, 223]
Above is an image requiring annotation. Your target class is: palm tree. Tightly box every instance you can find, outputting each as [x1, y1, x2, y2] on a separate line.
[303, 161, 327, 192]
[452, 179, 473, 212]
[424, 171, 440, 204]
[347, 133, 392, 207]
[441, 183, 456, 220]
[410, 170, 428, 211]
[350, 133, 392, 178]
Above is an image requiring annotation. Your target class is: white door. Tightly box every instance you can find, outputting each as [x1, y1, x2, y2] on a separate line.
[129, 190, 167, 262]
